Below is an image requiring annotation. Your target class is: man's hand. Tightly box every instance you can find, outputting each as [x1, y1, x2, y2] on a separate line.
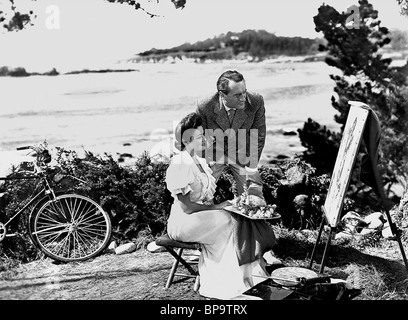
[245, 166, 258, 176]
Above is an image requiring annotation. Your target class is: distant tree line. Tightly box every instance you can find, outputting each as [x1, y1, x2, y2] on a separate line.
[0, 66, 59, 77]
[0, 66, 140, 77]
[137, 29, 323, 61]
[229, 30, 320, 57]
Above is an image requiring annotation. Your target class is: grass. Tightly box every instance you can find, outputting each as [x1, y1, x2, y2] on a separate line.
[1, 218, 407, 300]
[0, 254, 21, 276]
[271, 225, 408, 300]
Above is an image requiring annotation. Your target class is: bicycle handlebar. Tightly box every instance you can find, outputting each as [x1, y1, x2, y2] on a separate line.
[15, 144, 52, 167]
[16, 146, 32, 151]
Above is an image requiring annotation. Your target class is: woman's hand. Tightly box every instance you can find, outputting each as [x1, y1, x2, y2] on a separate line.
[214, 200, 231, 209]
[177, 193, 232, 213]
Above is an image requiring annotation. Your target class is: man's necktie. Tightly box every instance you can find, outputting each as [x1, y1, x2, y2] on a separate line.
[228, 109, 236, 125]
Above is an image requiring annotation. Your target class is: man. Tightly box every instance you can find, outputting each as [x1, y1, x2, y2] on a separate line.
[196, 70, 266, 201]
[196, 70, 280, 268]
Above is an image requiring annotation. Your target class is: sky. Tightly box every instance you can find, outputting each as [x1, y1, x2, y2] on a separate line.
[0, 0, 407, 72]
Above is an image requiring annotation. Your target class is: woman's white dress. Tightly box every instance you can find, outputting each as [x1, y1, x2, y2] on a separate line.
[165, 151, 269, 299]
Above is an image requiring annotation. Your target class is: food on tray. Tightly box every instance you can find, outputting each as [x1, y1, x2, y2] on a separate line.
[229, 191, 279, 219]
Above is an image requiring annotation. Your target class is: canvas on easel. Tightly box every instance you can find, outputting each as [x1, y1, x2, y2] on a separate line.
[323, 103, 369, 227]
[308, 101, 408, 274]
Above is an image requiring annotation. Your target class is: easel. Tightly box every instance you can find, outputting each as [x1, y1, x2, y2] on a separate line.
[308, 101, 408, 274]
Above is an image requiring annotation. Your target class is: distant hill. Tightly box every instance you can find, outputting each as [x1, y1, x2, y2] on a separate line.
[0, 66, 138, 77]
[64, 68, 138, 75]
[129, 29, 326, 63]
[0, 66, 59, 77]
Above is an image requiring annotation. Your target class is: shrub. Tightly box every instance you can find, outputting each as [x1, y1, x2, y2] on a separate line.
[300, 0, 408, 208]
[1, 147, 334, 263]
[0, 169, 44, 262]
[53, 149, 173, 241]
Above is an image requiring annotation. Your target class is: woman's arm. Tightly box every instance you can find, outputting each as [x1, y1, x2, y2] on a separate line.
[176, 192, 230, 214]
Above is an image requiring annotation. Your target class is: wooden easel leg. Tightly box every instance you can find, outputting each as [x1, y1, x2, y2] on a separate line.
[308, 214, 326, 269]
[384, 209, 408, 274]
[319, 227, 335, 274]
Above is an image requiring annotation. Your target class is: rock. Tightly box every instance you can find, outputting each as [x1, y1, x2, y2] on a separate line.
[363, 212, 385, 231]
[106, 241, 118, 254]
[282, 130, 297, 136]
[147, 241, 166, 253]
[119, 153, 133, 158]
[115, 242, 136, 255]
[364, 212, 384, 223]
[340, 211, 367, 234]
[340, 212, 384, 237]
[381, 222, 394, 239]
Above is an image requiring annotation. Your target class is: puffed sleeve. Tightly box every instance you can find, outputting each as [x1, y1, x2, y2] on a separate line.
[165, 162, 195, 197]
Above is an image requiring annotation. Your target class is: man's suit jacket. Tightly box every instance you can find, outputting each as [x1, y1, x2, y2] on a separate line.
[196, 92, 266, 168]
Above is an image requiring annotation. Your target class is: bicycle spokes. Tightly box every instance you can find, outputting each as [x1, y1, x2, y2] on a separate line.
[0, 223, 6, 242]
[31, 194, 111, 262]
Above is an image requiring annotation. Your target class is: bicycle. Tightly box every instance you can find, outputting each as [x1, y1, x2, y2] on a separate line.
[0, 144, 112, 262]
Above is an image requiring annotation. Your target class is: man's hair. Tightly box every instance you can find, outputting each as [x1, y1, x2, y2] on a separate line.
[216, 70, 245, 94]
[174, 112, 202, 151]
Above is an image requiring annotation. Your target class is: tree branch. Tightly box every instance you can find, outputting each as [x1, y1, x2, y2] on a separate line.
[0, 0, 187, 32]
[0, 0, 36, 32]
[396, 0, 408, 16]
[105, 0, 161, 18]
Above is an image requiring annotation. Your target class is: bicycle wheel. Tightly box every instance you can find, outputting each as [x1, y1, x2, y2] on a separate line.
[30, 194, 112, 262]
[28, 192, 65, 247]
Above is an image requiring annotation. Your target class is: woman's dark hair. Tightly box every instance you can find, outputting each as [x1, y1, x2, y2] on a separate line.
[174, 112, 202, 151]
[216, 70, 244, 94]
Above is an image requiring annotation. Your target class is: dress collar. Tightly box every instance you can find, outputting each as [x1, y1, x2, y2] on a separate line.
[179, 150, 195, 164]
[179, 151, 215, 181]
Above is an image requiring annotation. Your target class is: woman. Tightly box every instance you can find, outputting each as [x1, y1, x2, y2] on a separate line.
[165, 112, 275, 299]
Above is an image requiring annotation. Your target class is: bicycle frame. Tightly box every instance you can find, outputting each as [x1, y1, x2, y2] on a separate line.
[1, 143, 112, 262]
[0, 173, 56, 237]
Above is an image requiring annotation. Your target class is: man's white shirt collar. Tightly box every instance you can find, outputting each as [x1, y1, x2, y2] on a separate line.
[219, 96, 233, 112]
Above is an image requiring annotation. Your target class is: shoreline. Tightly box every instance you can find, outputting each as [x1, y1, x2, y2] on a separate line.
[0, 58, 341, 177]
[0, 136, 298, 177]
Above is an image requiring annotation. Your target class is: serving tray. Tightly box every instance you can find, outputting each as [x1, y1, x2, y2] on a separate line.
[223, 205, 281, 220]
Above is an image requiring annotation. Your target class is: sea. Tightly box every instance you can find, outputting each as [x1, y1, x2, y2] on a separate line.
[0, 57, 342, 176]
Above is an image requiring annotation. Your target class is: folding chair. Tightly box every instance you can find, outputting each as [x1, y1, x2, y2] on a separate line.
[155, 234, 201, 291]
